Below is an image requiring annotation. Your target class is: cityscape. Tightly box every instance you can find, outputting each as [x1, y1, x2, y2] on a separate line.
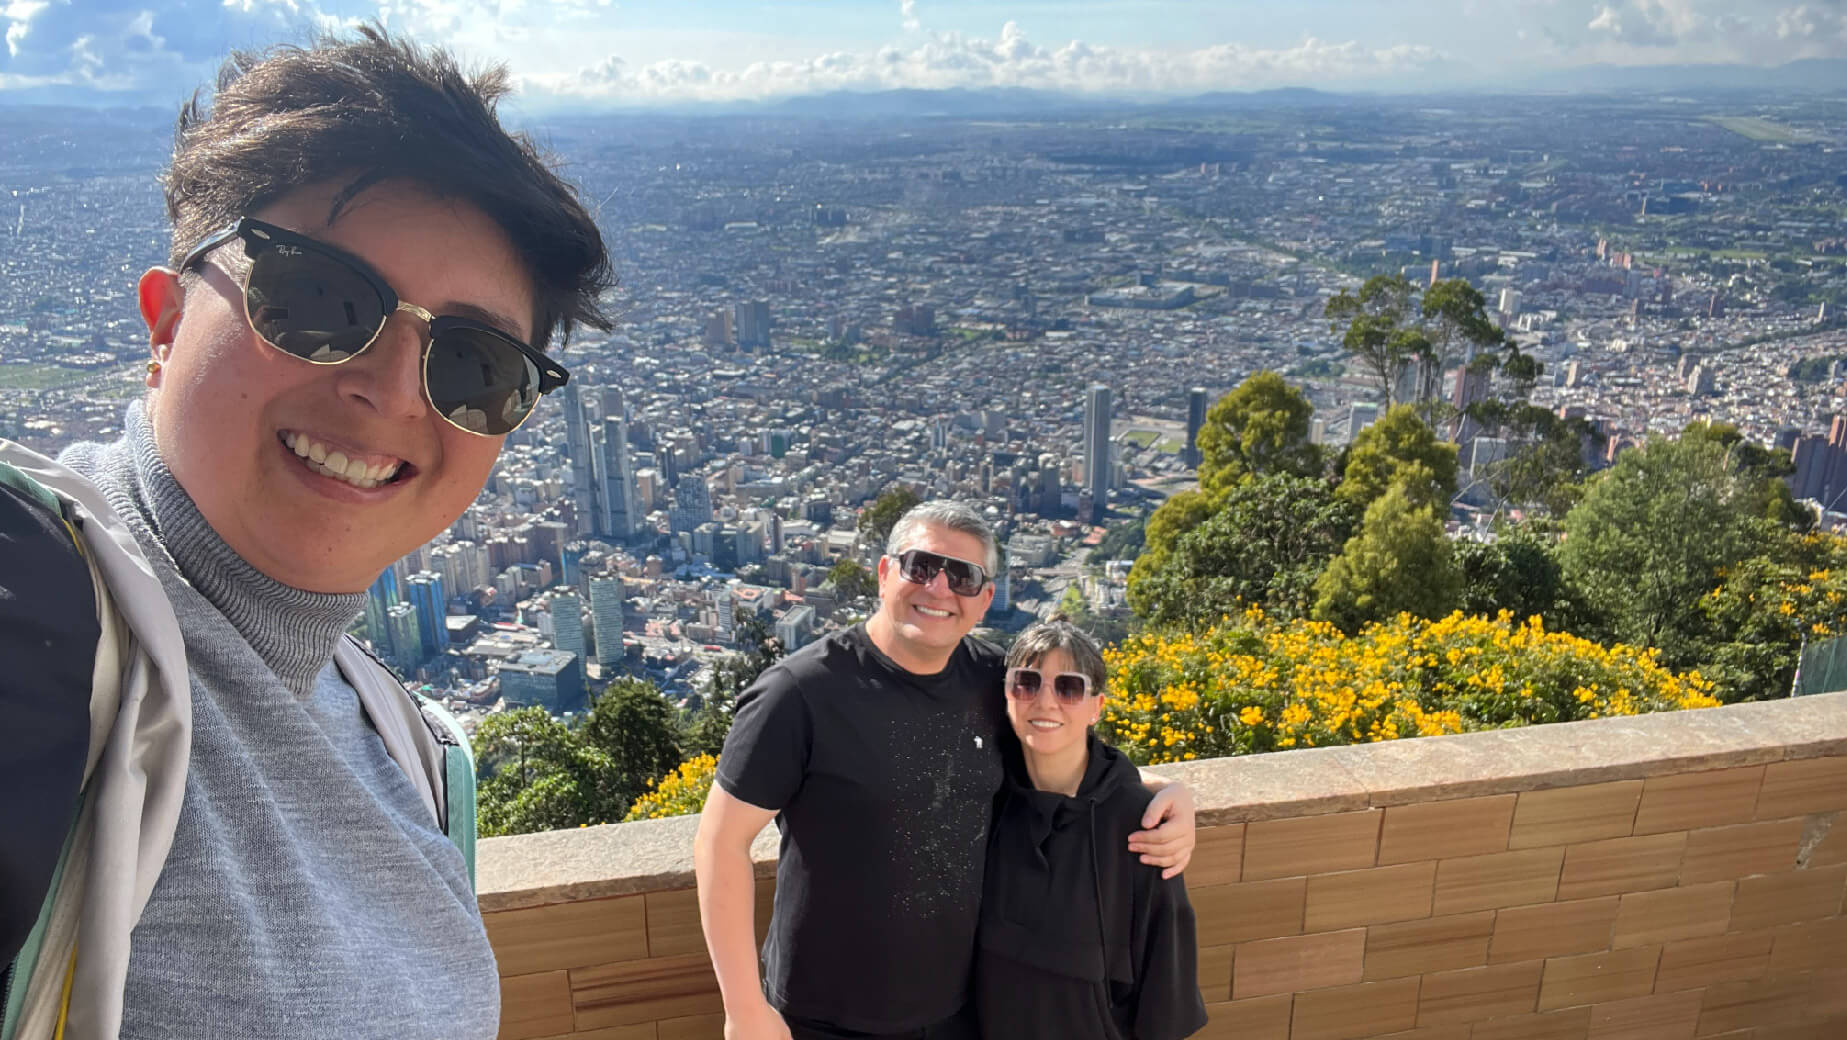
[3, 87, 1846, 733]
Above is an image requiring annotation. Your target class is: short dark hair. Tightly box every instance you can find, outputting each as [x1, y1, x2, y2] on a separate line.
[1006, 616, 1107, 698]
[162, 25, 613, 350]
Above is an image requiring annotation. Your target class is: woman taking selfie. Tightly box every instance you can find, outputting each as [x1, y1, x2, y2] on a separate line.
[0, 27, 613, 1040]
[975, 618, 1207, 1040]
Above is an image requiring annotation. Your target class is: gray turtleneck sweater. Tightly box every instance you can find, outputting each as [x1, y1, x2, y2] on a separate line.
[60, 406, 500, 1040]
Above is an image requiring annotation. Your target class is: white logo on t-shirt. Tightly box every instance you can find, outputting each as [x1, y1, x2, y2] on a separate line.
[973, 736, 984, 749]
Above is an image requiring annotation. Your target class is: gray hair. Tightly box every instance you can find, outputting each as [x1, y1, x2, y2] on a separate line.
[885, 499, 999, 577]
[1006, 617, 1107, 697]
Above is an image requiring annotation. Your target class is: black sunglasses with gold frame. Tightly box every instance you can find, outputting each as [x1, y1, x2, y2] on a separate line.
[179, 217, 568, 436]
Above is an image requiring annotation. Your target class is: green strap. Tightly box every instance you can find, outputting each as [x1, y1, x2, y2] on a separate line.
[0, 460, 60, 519]
[413, 693, 479, 887]
[2, 791, 85, 1040]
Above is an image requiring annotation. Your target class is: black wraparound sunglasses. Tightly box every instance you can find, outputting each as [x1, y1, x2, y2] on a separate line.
[891, 548, 990, 597]
[179, 217, 568, 436]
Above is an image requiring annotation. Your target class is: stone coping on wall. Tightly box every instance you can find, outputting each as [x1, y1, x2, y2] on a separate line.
[477, 689, 1847, 913]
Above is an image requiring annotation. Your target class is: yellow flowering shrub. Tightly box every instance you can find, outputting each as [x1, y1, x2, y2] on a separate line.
[1099, 608, 1719, 766]
[622, 754, 720, 822]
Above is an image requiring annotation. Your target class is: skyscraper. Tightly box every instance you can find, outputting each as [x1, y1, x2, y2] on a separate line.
[551, 590, 587, 664]
[590, 387, 642, 541]
[589, 577, 625, 668]
[561, 381, 597, 538]
[671, 474, 713, 535]
[405, 570, 449, 661]
[363, 568, 401, 658]
[1082, 384, 1113, 521]
[1184, 387, 1209, 468]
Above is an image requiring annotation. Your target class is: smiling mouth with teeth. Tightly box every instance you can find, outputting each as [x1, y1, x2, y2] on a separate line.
[280, 431, 406, 490]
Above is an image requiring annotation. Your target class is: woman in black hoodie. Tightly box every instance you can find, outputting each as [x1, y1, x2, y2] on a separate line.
[975, 619, 1208, 1040]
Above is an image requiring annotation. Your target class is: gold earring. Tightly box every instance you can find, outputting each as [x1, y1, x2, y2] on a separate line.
[146, 360, 162, 375]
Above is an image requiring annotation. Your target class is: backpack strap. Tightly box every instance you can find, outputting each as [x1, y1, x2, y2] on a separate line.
[0, 461, 98, 1040]
[337, 635, 479, 885]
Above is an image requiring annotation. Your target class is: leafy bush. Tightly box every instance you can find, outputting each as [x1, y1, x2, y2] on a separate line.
[623, 754, 720, 822]
[1099, 608, 1719, 766]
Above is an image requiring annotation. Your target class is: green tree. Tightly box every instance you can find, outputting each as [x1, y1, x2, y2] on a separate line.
[683, 611, 785, 757]
[581, 678, 686, 813]
[474, 707, 617, 837]
[1338, 405, 1459, 513]
[1454, 529, 1587, 633]
[1560, 434, 1781, 665]
[1417, 279, 1507, 404]
[1326, 275, 1420, 409]
[859, 486, 922, 551]
[1313, 481, 1461, 633]
[1129, 473, 1358, 627]
[1093, 518, 1148, 563]
[1469, 402, 1600, 517]
[1126, 487, 1225, 611]
[1194, 372, 1322, 493]
[827, 558, 878, 602]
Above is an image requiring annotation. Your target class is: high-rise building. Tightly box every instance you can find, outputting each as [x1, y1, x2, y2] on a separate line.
[734, 300, 771, 350]
[385, 602, 422, 675]
[405, 570, 449, 660]
[1082, 384, 1113, 521]
[776, 604, 815, 651]
[561, 381, 598, 538]
[363, 568, 401, 657]
[589, 577, 625, 668]
[588, 387, 641, 541]
[1184, 387, 1209, 468]
[548, 589, 587, 670]
[671, 474, 713, 535]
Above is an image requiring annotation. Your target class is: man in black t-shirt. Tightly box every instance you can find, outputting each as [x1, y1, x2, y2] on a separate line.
[694, 501, 1195, 1040]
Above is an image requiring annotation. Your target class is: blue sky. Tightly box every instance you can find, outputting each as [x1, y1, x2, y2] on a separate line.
[3, 0, 1844, 106]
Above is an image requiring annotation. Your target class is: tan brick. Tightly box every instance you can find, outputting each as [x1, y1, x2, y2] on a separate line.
[1587, 990, 1702, 1040]
[1680, 819, 1804, 884]
[1753, 756, 1847, 820]
[1433, 848, 1564, 916]
[540, 1026, 659, 1040]
[1233, 928, 1365, 999]
[1654, 932, 1773, 993]
[1196, 994, 1291, 1040]
[1377, 794, 1517, 866]
[1556, 833, 1686, 901]
[1364, 911, 1494, 980]
[1290, 977, 1419, 1040]
[1807, 819, 1847, 869]
[1510, 782, 1643, 850]
[1633, 767, 1765, 836]
[1537, 945, 1659, 1012]
[1243, 811, 1382, 881]
[1199, 943, 1235, 1003]
[1767, 915, 1847, 974]
[1368, 1027, 1469, 1040]
[1194, 877, 1306, 946]
[571, 954, 722, 1029]
[1491, 897, 1621, 964]
[1192, 823, 1247, 886]
[498, 971, 575, 1040]
[1416, 961, 1543, 1026]
[486, 895, 649, 976]
[1729, 864, 1847, 932]
[1304, 861, 1435, 931]
[645, 888, 705, 959]
[1753, 1023, 1847, 1040]
[1697, 973, 1812, 1036]
[1471, 1006, 1593, 1040]
[1610, 881, 1734, 949]
[656, 1015, 719, 1040]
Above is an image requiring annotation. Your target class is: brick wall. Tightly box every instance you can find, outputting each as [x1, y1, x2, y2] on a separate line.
[480, 696, 1847, 1040]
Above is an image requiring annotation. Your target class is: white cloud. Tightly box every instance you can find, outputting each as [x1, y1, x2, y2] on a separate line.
[901, 0, 920, 32]
[539, 22, 1446, 103]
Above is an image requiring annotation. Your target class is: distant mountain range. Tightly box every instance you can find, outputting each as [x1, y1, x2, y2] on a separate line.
[3, 59, 1843, 114]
